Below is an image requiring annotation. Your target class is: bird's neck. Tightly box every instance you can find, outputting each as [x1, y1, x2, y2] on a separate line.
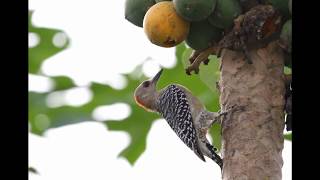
[147, 92, 159, 112]
[135, 92, 159, 112]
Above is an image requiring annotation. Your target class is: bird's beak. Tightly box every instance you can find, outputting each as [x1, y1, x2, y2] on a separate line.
[151, 69, 163, 85]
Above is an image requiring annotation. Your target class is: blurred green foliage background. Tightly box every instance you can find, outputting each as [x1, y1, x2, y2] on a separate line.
[29, 10, 291, 165]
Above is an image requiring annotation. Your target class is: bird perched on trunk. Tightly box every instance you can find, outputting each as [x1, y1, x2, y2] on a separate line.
[134, 69, 238, 169]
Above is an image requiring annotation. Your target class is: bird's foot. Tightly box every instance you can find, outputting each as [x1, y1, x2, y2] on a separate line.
[217, 104, 246, 123]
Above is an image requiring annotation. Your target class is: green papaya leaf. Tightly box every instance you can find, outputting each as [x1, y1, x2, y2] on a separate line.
[52, 76, 76, 91]
[29, 40, 222, 165]
[29, 92, 92, 134]
[284, 133, 292, 141]
[106, 105, 158, 164]
[29, 11, 69, 73]
[284, 66, 292, 75]
[181, 47, 193, 69]
[180, 47, 221, 94]
[199, 55, 220, 93]
[209, 123, 222, 151]
[28, 72, 160, 165]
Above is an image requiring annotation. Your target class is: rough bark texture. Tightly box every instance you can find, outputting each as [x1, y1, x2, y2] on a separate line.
[218, 41, 285, 180]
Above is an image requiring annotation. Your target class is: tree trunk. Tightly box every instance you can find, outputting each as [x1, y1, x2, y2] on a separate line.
[218, 41, 285, 180]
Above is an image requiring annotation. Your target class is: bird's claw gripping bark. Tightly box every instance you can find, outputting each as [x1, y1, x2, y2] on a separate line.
[217, 104, 245, 123]
[226, 104, 246, 113]
[185, 45, 220, 75]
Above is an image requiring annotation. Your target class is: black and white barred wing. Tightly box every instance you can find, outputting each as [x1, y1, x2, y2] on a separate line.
[156, 85, 205, 161]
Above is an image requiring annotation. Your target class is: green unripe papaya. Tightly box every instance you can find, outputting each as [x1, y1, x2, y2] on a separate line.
[280, 19, 292, 53]
[266, 0, 290, 17]
[208, 0, 242, 29]
[289, 0, 292, 15]
[125, 0, 155, 27]
[155, 0, 171, 3]
[186, 20, 223, 50]
[173, 0, 217, 22]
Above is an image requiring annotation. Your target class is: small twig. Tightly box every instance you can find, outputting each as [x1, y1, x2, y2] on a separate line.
[186, 45, 221, 75]
[234, 15, 244, 34]
[189, 50, 201, 64]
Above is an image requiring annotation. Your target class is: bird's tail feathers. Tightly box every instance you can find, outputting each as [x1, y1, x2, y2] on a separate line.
[206, 143, 223, 169]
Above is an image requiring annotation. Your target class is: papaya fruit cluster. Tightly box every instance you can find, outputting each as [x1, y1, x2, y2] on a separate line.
[279, 0, 292, 68]
[125, 0, 292, 58]
[125, 0, 241, 50]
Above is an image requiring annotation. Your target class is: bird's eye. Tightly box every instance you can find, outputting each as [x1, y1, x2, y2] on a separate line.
[142, 81, 150, 87]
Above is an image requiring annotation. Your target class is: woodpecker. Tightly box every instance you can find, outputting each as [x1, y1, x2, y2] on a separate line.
[134, 69, 236, 169]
